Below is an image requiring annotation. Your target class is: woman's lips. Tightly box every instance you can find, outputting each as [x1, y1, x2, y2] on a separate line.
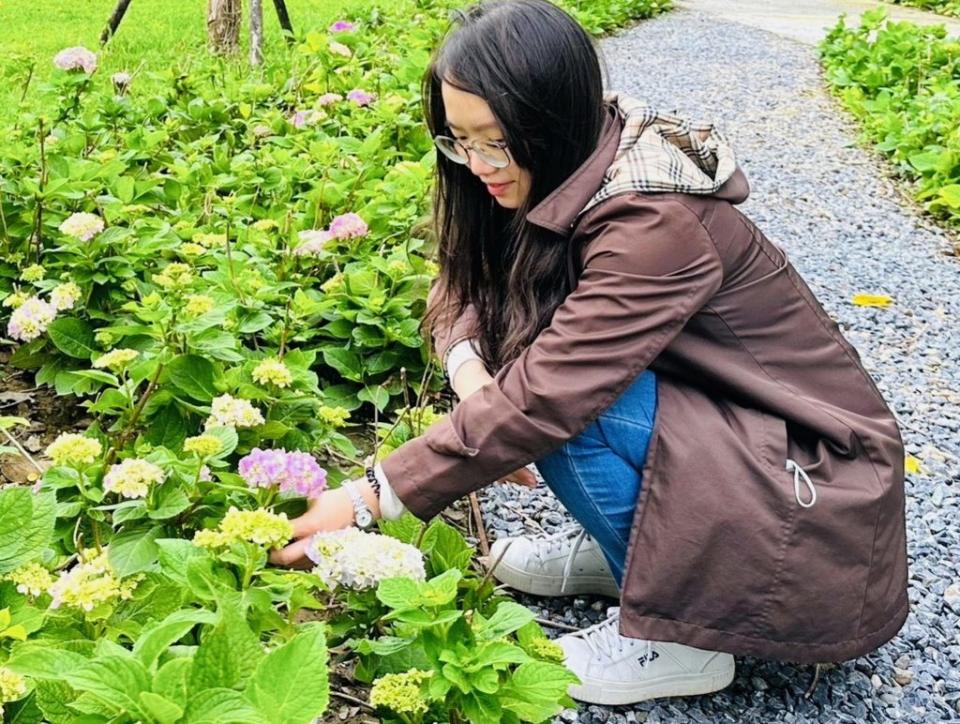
[486, 181, 512, 197]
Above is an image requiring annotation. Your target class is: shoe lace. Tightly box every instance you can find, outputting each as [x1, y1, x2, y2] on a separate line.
[525, 524, 591, 595]
[578, 609, 653, 663]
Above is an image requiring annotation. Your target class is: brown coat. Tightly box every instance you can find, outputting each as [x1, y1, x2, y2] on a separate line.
[381, 106, 909, 664]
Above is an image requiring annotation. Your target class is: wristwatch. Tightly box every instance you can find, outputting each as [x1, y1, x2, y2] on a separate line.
[344, 479, 375, 530]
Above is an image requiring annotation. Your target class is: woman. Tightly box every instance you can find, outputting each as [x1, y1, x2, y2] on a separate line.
[273, 0, 909, 706]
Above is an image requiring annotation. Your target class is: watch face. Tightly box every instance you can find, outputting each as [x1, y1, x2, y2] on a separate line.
[356, 509, 374, 528]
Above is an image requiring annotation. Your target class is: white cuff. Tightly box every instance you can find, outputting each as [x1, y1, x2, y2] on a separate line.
[374, 463, 408, 521]
[445, 338, 482, 386]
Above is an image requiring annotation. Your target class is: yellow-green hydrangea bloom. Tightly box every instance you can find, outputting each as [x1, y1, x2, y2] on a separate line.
[92, 348, 139, 371]
[528, 637, 565, 663]
[204, 394, 264, 430]
[19, 264, 45, 283]
[178, 242, 206, 257]
[318, 405, 350, 429]
[154, 263, 194, 289]
[7, 562, 54, 598]
[48, 549, 140, 612]
[192, 232, 226, 248]
[193, 507, 292, 550]
[251, 358, 293, 388]
[1, 291, 29, 309]
[46, 433, 103, 467]
[183, 434, 222, 458]
[184, 294, 215, 317]
[369, 669, 432, 715]
[0, 668, 26, 703]
[103, 458, 165, 498]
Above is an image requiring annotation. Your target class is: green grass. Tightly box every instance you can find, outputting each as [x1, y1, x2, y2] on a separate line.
[0, 0, 393, 110]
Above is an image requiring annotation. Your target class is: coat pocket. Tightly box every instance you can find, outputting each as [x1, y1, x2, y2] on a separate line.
[424, 417, 480, 458]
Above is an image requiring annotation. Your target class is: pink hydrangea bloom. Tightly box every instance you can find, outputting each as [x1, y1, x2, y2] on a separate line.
[290, 109, 322, 129]
[317, 93, 342, 107]
[7, 297, 56, 342]
[328, 20, 356, 32]
[238, 448, 327, 498]
[295, 229, 334, 256]
[328, 213, 368, 240]
[111, 71, 132, 90]
[53, 47, 98, 74]
[346, 89, 376, 107]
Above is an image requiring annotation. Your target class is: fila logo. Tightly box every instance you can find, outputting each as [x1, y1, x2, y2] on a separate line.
[637, 650, 660, 667]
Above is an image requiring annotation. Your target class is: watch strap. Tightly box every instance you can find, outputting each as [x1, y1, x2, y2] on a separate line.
[344, 479, 374, 529]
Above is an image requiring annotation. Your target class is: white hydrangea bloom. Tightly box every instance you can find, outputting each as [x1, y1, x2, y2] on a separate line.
[306, 528, 425, 590]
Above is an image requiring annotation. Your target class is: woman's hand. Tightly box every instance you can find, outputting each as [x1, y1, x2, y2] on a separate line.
[269, 487, 356, 569]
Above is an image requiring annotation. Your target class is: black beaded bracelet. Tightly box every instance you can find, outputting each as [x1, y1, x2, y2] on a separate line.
[364, 465, 381, 497]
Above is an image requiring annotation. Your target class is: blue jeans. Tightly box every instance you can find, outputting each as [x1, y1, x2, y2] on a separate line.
[534, 369, 658, 588]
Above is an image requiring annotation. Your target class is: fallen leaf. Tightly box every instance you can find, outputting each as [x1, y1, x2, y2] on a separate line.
[904, 455, 924, 475]
[851, 293, 893, 307]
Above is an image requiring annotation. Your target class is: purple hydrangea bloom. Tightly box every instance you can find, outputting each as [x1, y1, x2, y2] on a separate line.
[328, 213, 368, 240]
[346, 89, 376, 107]
[238, 448, 288, 488]
[53, 47, 98, 74]
[328, 20, 356, 32]
[237, 448, 327, 498]
[317, 93, 342, 107]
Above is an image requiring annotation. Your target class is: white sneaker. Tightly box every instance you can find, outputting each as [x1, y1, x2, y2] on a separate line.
[487, 525, 620, 598]
[557, 607, 735, 705]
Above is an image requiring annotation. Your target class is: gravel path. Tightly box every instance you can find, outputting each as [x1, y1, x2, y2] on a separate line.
[478, 8, 960, 724]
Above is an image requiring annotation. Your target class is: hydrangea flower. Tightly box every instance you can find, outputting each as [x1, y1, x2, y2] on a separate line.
[321, 273, 344, 293]
[318, 405, 351, 429]
[59, 212, 104, 241]
[0, 668, 27, 706]
[191, 232, 226, 248]
[193, 507, 293, 549]
[369, 669, 432, 715]
[306, 528, 425, 590]
[53, 46, 98, 74]
[328, 41, 352, 58]
[328, 212, 368, 240]
[199, 465, 213, 483]
[528, 637, 565, 662]
[92, 348, 139, 371]
[252, 358, 293, 388]
[290, 109, 323, 129]
[2, 291, 29, 310]
[205, 394, 265, 430]
[252, 124, 273, 138]
[317, 93, 342, 107]
[20, 264, 45, 283]
[46, 433, 103, 467]
[154, 263, 193, 289]
[294, 229, 333, 256]
[7, 296, 56, 341]
[252, 219, 277, 231]
[48, 549, 140, 612]
[346, 89, 376, 107]
[50, 282, 82, 311]
[7, 562, 55, 598]
[111, 70, 132, 90]
[238, 448, 327, 498]
[328, 20, 356, 32]
[183, 294, 215, 317]
[178, 242, 206, 257]
[103, 458, 165, 498]
[183, 434, 222, 458]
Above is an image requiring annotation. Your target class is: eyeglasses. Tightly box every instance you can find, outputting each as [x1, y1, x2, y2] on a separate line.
[433, 135, 512, 169]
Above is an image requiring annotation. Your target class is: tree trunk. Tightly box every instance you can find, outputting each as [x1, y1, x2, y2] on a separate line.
[100, 0, 134, 45]
[207, 0, 242, 55]
[249, 0, 263, 66]
[272, 0, 295, 45]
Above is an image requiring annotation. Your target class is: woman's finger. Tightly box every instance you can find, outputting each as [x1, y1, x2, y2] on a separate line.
[269, 536, 313, 568]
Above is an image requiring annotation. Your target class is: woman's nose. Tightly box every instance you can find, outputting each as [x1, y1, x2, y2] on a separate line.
[466, 151, 496, 176]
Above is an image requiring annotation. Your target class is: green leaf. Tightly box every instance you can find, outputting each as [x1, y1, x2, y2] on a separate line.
[6, 644, 89, 678]
[938, 184, 960, 209]
[144, 403, 188, 450]
[108, 525, 162, 576]
[157, 538, 211, 585]
[115, 176, 136, 204]
[138, 692, 184, 724]
[185, 556, 236, 601]
[0, 489, 55, 574]
[499, 661, 580, 722]
[153, 657, 192, 705]
[321, 348, 362, 382]
[357, 384, 390, 411]
[244, 622, 329, 724]
[422, 520, 473, 573]
[376, 577, 421, 610]
[47, 317, 97, 359]
[190, 596, 262, 691]
[420, 568, 461, 607]
[34, 680, 77, 722]
[148, 486, 192, 520]
[183, 688, 265, 724]
[167, 354, 218, 401]
[474, 601, 535, 642]
[133, 609, 217, 670]
[63, 655, 151, 719]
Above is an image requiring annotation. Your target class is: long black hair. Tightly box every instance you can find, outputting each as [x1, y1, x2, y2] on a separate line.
[422, 0, 606, 372]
